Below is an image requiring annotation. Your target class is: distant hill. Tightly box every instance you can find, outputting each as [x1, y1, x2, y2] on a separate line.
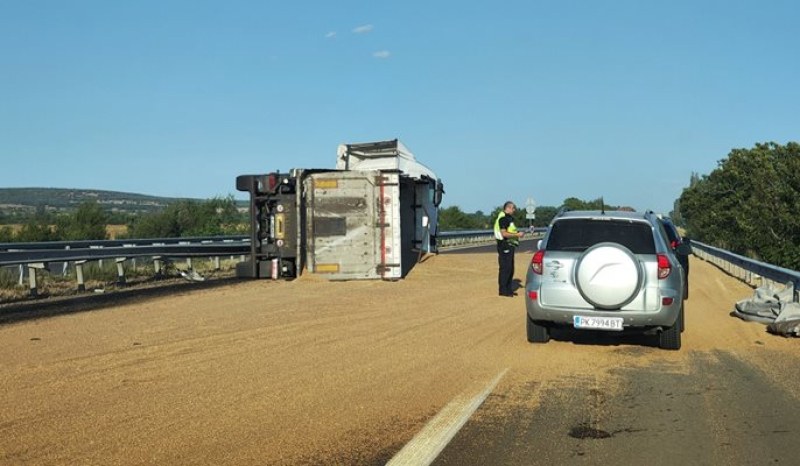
[0, 187, 242, 218]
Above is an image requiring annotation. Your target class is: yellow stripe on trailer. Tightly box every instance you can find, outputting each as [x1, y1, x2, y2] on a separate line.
[314, 179, 338, 190]
[315, 263, 340, 273]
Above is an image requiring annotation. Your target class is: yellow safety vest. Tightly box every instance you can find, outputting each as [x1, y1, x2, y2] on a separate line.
[494, 212, 519, 246]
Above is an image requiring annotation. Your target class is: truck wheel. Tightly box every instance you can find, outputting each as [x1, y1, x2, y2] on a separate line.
[527, 315, 550, 343]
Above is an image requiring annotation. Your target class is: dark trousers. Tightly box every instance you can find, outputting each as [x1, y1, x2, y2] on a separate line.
[497, 243, 515, 295]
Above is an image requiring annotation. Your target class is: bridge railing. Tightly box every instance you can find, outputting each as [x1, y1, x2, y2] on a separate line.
[690, 240, 800, 302]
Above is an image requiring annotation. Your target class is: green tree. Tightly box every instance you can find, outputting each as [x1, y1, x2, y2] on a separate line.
[560, 197, 616, 212]
[438, 206, 488, 230]
[126, 196, 245, 238]
[16, 212, 57, 242]
[533, 206, 558, 227]
[0, 226, 13, 242]
[678, 142, 800, 269]
[56, 201, 109, 240]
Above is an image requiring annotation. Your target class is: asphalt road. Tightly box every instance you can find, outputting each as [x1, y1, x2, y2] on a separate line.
[433, 347, 799, 465]
[1, 245, 798, 465]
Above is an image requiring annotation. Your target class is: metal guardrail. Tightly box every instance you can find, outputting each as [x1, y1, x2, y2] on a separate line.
[0, 236, 250, 297]
[437, 227, 548, 248]
[6, 230, 796, 302]
[0, 230, 548, 266]
[0, 240, 250, 266]
[0, 229, 547, 298]
[690, 240, 800, 301]
[0, 235, 249, 261]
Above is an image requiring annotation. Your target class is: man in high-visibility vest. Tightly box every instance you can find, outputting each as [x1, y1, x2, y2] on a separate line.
[494, 201, 525, 297]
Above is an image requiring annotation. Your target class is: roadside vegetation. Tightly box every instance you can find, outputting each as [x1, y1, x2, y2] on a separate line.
[0, 196, 247, 242]
[0, 197, 247, 300]
[440, 198, 630, 231]
[676, 142, 800, 271]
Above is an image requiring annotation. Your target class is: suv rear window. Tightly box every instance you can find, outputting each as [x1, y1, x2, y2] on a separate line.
[547, 219, 656, 254]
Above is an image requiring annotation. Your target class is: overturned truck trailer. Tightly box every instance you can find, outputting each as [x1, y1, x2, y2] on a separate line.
[236, 139, 444, 280]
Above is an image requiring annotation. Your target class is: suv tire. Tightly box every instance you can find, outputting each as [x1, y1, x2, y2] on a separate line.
[527, 315, 550, 343]
[683, 276, 689, 300]
[658, 313, 682, 350]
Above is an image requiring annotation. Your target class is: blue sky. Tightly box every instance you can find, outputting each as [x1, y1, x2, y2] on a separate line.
[1, 0, 798, 215]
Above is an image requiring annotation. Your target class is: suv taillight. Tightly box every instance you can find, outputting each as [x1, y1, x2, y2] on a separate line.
[531, 250, 544, 275]
[657, 253, 671, 279]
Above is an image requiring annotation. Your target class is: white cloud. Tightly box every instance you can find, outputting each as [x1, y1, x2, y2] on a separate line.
[352, 24, 374, 34]
[325, 31, 337, 39]
[373, 50, 391, 59]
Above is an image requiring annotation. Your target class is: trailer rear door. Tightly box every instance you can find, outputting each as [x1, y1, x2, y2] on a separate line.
[305, 170, 402, 280]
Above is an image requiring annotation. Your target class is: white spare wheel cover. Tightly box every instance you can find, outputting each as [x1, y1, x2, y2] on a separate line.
[575, 242, 642, 309]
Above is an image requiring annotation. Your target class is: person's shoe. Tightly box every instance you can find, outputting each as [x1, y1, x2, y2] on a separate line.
[499, 292, 516, 297]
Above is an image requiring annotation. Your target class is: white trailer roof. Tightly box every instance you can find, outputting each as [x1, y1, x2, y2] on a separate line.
[336, 139, 437, 181]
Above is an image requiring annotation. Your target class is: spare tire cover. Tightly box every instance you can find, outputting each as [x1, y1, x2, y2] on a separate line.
[575, 242, 642, 309]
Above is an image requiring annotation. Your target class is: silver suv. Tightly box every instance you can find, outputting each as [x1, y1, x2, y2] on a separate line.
[524, 210, 687, 350]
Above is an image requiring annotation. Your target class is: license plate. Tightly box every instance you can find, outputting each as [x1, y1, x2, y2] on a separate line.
[573, 316, 624, 331]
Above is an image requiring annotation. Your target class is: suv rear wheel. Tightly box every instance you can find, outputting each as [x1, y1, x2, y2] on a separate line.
[527, 315, 550, 343]
[658, 309, 682, 350]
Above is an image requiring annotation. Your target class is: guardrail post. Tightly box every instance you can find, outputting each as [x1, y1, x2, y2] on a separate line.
[18, 264, 24, 287]
[115, 258, 126, 286]
[75, 261, 86, 292]
[213, 256, 220, 270]
[27, 263, 46, 297]
[28, 265, 37, 297]
[153, 258, 163, 279]
[186, 258, 193, 271]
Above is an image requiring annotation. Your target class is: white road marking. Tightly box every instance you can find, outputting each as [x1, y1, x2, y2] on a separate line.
[386, 368, 508, 466]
